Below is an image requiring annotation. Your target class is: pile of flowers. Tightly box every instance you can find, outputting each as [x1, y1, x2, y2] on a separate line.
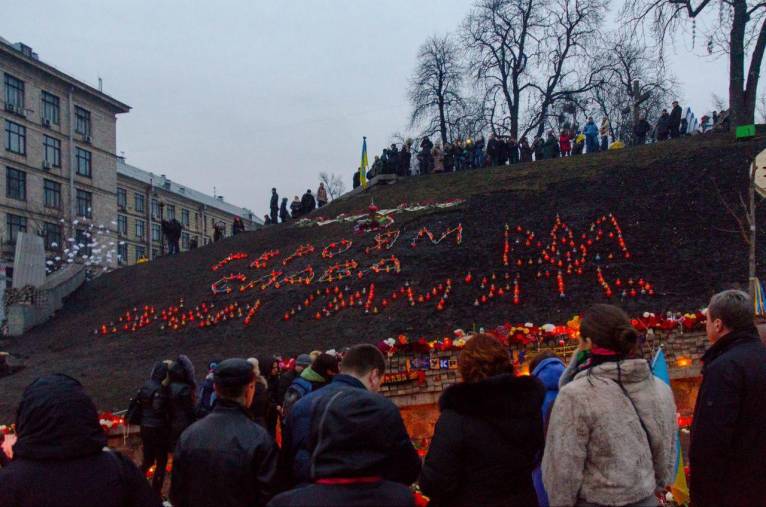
[98, 411, 125, 433]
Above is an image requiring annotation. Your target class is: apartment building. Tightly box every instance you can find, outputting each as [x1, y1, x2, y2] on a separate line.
[0, 38, 130, 273]
[117, 160, 259, 265]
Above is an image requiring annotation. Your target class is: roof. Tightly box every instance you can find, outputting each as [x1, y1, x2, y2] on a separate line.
[0, 37, 130, 114]
[117, 160, 261, 224]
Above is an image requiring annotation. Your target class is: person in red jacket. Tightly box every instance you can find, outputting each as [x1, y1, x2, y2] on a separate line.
[559, 129, 572, 157]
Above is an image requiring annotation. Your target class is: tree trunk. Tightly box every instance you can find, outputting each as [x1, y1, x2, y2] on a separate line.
[744, 16, 766, 127]
[729, 0, 749, 127]
[438, 98, 448, 146]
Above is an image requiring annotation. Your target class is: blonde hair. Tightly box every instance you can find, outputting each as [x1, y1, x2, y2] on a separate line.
[247, 357, 268, 386]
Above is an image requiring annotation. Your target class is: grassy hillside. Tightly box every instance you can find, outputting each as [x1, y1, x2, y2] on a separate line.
[1, 133, 764, 417]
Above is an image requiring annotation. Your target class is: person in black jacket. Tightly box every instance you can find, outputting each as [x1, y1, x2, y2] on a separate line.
[270, 188, 279, 224]
[171, 358, 279, 507]
[139, 361, 171, 494]
[669, 101, 682, 138]
[300, 190, 316, 215]
[276, 354, 311, 410]
[279, 198, 289, 223]
[289, 196, 302, 219]
[0, 374, 161, 507]
[167, 356, 196, 451]
[690, 290, 766, 507]
[633, 115, 652, 145]
[420, 334, 545, 507]
[656, 109, 671, 141]
[259, 355, 281, 437]
[161, 218, 183, 255]
[271, 344, 419, 506]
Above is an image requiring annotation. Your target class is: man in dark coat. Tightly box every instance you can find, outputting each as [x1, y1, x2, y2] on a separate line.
[161, 218, 183, 255]
[270, 345, 418, 507]
[167, 357, 196, 451]
[171, 358, 279, 507]
[419, 136, 434, 174]
[269, 188, 279, 224]
[0, 374, 161, 507]
[277, 354, 311, 410]
[139, 361, 171, 494]
[399, 144, 412, 177]
[279, 198, 289, 223]
[486, 134, 500, 166]
[669, 101, 682, 138]
[289, 197, 302, 219]
[300, 190, 316, 215]
[690, 290, 766, 507]
[633, 115, 652, 145]
[352, 170, 360, 189]
[280, 344, 420, 488]
[656, 109, 671, 141]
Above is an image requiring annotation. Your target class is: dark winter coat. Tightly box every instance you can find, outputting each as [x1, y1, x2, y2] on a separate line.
[542, 136, 558, 159]
[270, 375, 418, 507]
[420, 374, 545, 507]
[656, 114, 671, 138]
[270, 192, 279, 211]
[282, 374, 420, 487]
[519, 140, 532, 162]
[279, 200, 289, 222]
[690, 327, 766, 507]
[633, 119, 651, 138]
[399, 148, 412, 176]
[171, 399, 279, 507]
[486, 137, 500, 162]
[669, 104, 682, 128]
[168, 361, 196, 449]
[300, 193, 316, 215]
[249, 381, 270, 428]
[277, 369, 299, 406]
[0, 374, 161, 507]
[533, 139, 544, 161]
[139, 362, 169, 429]
[290, 200, 302, 218]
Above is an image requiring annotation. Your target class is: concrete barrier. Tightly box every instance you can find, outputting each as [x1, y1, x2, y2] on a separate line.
[7, 264, 86, 336]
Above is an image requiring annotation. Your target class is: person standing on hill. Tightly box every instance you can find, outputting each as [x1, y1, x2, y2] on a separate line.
[559, 129, 572, 157]
[290, 196, 302, 219]
[0, 374, 162, 507]
[599, 118, 610, 151]
[316, 183, 328, 208]
[532, 136, 544, 161]
[583, 117, 599, 153]
[279, 198, 289, 223]
[138, 361, 171, 495]
[270, 188, 279, 224]
[300, 190, 316, 216]
[542, 304, 677, 507]
[690, 290, 766, 507]
[519, 136, 532, 162]
[420, 334, 544, 507]
[669, 101, 683, 138]
[633, 115, 652, 146]
[656, 110, 671, 141]
[171, 359, 279, 507]
[486, 133, 500, 166]
[161, 218, 182, 255]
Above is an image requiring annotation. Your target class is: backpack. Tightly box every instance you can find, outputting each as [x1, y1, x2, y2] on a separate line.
[282, 377, 312, 420]
[125, 388, 143, 426]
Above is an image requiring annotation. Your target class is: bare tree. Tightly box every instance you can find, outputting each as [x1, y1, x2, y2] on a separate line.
[408, 34, 466, 146]
[525, 0, 609, 138]
[318, 172, 346, 200]
[587, 31, 676, 141]
[462, 0, 544, 139]
[624, 0, 766, 127]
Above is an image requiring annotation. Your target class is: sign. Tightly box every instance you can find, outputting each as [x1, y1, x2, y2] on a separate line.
[754, 148, 766, 198]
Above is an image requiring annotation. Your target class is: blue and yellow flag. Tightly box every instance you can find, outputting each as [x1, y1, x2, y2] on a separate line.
[359, 137, 369, 190]
[652, 348, 690, 506]
[753, 277, 766, 317]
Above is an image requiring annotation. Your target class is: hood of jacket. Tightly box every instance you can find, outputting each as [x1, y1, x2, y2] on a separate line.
[150, 361, 168, 383]
[309, 379, 404, 479]
[532, 357, 566, 391]
[14, 374, 106, 461]
[439, 374, 544, 440]
[300, 366, 326, 384]
[573, 358, 652, 384]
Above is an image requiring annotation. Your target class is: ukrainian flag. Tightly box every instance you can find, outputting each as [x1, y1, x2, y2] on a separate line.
[753, 277, 766, 317]
[359, 137, 369, 190]
[652, 348, 690, 506]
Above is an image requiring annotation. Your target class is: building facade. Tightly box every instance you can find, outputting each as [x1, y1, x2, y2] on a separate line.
[0, 38, 130, 275]
[117, 160, 259, 265]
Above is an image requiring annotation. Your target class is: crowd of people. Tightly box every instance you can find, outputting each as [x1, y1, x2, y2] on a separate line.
[352, 101, 729, 188]
[0, 290, 764, 506]
[265, 183, 329, 226]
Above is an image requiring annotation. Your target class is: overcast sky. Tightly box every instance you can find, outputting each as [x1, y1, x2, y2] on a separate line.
[4, 0, 728, 215]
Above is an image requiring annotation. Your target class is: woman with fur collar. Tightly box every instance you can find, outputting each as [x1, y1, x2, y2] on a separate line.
[419, 334, 545, 507]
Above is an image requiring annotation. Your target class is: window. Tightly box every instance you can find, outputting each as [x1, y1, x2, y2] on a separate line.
[151, 199, 160, 219]
[4, 74, 24, 109]
[117, 215, 127, 236]
[41, 91, 60, 125]
[43, 179, 61, 209]
[166, 205, 175, 220]
[135, 219, 145, 239]
[135, 245, 146, 262]
[118, 243, 128, 264]
[117, 187, 127, 209]
[43, 135, 61, 167]
[5, 120, 26, 155]
[76, 189, 92, 218]
[134, 193, 145, 213]
[75, 229, 91, 257]
[6, 167, 25, 200]
[43, 222, 61, 251]
[74, 106, 91, 136]
[151, 223, 161, 242]
[75, 148, 91, 177]
[6, 214, 26, 244]
[194, 212, 200, 228]
[181, 208, 190, 226]
[182, 232, 190, 250]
